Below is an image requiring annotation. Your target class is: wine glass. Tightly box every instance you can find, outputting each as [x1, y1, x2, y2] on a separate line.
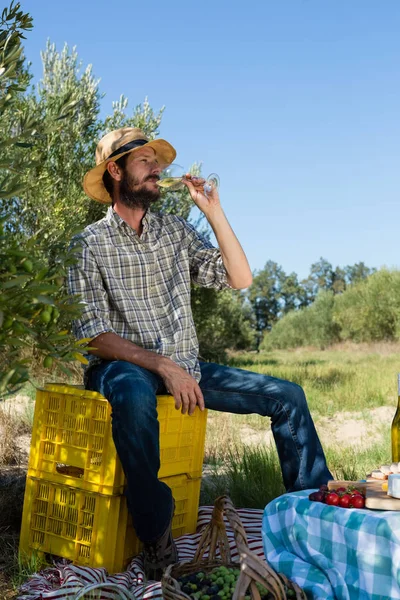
[157, 164, 220, 195]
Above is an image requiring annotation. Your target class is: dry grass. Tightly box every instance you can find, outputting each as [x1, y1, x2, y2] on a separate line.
[0, 410, 26, 467]
[204, 412, 244, 464]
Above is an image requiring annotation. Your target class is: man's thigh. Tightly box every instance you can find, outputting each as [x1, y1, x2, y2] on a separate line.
[86, 359, 162, 403]
[199, 360, 301, 416]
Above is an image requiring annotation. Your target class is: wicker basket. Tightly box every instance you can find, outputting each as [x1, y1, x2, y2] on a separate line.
[162, 495, 306, 600]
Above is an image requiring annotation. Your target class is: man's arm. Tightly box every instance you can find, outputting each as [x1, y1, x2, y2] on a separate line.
[204, 206, 252, 289]
[89, 332, 205, 415]
[183, 177, 252, 289]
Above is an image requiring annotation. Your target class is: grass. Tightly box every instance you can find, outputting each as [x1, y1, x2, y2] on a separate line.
[1, 536, 55, 600]
[0, 527, 48, 599]
[200, 437, 391, 507]
[202, 342, 399, 508]
[201, 444, 285, 508]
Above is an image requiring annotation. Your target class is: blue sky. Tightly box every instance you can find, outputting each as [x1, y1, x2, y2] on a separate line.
[22, 0, 400, 280]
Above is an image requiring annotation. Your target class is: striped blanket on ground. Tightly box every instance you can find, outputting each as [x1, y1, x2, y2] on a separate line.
[17, 505, 265, 600]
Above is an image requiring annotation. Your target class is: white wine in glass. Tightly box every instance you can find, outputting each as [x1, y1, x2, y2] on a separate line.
[157, 165, 220, 195]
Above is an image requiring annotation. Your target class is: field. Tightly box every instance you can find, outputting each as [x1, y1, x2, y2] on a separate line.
[201, 342, 398, 506]
[0, 342, 399, 597]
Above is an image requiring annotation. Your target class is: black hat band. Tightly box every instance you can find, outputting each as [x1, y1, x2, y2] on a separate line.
[107, 139, 149, 160]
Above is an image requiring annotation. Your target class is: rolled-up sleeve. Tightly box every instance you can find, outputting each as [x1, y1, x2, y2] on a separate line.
[67, 238, 115, 341]
[183, 221, 232, 290]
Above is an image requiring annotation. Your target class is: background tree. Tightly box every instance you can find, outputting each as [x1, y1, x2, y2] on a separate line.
[300, 257, 373, 299]
[345, 262, 375, 285]
[0, 3, 87, 394]
[247, 261, 283, 349]
[280, 271, 304, 314]
[301, 257, 334, 300]
[247, 261, 305, 345]
[10, 42, 201, 243]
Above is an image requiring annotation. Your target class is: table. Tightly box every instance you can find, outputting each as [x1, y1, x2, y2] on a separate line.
[262, 490, 400, 600]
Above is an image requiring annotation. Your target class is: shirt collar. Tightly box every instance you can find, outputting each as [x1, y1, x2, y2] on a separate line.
[105, 206, 155, 234]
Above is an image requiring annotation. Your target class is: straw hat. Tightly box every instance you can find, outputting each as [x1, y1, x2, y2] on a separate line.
[83, 127, 177, 203]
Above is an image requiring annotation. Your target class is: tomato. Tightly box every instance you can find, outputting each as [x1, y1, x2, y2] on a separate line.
[350, 493, 362, 504]
[325, 493, 340, 506]
[339, 494, 351, 508]
[336, 487, 347, 494]
[352, 495, 365, 509]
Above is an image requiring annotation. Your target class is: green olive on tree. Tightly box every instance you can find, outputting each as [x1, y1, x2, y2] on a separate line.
[22, 259, 33, 273]
[43, 356, 53, 369]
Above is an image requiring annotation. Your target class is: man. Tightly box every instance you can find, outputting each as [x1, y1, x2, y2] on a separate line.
[68, 127, 332, 580]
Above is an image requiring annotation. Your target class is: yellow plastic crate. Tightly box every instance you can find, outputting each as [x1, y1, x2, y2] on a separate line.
[19, 473, 201, 574]
[28, 384, 207, 495]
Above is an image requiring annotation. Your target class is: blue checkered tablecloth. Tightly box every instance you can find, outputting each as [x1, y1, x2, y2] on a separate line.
[262, 490, 400, 600]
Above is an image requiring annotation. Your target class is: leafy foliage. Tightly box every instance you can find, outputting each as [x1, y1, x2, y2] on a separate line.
[262, 269, 400, 350]
[247, 261, 307, 349]
[301, 258, 375, 300]
[261, 290, 340, 351]
[192, 287, 255, 363]
[0, 4, 88, 394]
[333, 269, 400, 342]
[247, 257, 376, 346]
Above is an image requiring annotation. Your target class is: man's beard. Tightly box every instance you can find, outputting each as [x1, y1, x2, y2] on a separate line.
[119, 171, 160, 210]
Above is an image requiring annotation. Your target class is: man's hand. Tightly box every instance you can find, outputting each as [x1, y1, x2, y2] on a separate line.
[159, 359, 205, 416]
[182, 174, 220, 216]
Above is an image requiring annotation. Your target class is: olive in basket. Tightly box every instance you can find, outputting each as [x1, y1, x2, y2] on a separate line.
[177, 566, 295, 600]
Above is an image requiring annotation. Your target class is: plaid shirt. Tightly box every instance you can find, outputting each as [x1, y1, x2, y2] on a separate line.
[67, 206, 231, 382]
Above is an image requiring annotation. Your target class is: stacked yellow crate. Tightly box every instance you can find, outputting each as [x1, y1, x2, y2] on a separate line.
[19, 384, 208, 574]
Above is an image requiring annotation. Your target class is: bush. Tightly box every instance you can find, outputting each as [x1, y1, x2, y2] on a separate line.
[261, 290, 340, 350]
[333, 269, 400, 342]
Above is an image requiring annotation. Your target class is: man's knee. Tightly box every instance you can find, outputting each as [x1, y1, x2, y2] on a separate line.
[279, 380, 307, 411]
[261, 375, 307, 410]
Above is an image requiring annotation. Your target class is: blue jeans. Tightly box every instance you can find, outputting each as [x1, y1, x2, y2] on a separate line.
[86, 360, 332, 542]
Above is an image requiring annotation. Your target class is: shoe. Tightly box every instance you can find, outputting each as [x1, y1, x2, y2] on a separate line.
[143, 500, 178, 581]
